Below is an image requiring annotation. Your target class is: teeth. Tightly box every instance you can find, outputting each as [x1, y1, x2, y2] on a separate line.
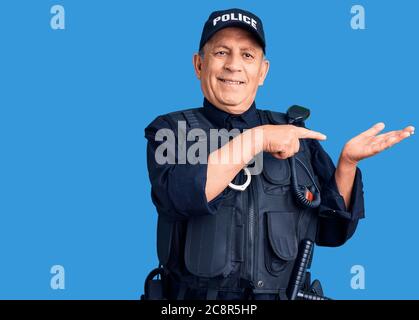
[220, 79, 243, 85]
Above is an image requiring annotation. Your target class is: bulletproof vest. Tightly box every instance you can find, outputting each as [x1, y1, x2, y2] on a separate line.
[155, 107, 320, 297]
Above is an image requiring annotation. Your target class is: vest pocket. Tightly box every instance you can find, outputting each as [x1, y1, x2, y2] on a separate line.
[261, 149, 316, 196]
[184, 206, 235, 278]
[262, 153, 291, 186]
[264, 211, 298, 276]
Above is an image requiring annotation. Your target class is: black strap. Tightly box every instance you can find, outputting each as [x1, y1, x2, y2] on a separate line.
[206, 279, 219, 300]
[180, 108, 290, 129]
[177, 282, 188, 300]
[206, 288, 218, 300]
[278, 289, 289, 300]
[258, 109, 288, 126]
[182, 108, 215, 130]
[182, 109, 202, 128]
[143, 267, 165, 300]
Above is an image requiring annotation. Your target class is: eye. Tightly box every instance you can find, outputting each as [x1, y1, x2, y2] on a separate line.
[243, 52, 254, 59]
[215, 51, 227, 56]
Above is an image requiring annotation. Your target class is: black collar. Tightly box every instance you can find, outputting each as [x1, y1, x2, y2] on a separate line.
[202, 98, 260, 129]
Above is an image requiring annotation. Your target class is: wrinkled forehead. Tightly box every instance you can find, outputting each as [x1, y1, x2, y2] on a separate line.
[205, 27, 264, 52]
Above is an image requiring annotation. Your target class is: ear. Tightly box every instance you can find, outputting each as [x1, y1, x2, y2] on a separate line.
[193, 53, 203, 79]
[258, 59, 270, 86]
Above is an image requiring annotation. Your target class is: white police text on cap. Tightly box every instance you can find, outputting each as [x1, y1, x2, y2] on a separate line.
[213, 12, 258, 30]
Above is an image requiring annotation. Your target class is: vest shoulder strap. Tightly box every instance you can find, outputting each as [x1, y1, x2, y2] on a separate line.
[182, 108, 215, 130]
[259, 109, 311, 158]
[259, 109, 289, 125]
[164, 107, 214, 131]
[165, 107, 307, 132]
[259, 109, 307, 128]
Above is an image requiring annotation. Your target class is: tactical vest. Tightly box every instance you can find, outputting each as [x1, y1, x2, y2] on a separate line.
[155, 107, 321, 298]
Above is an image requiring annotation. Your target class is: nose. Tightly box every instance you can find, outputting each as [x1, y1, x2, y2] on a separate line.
[224, 52, 242, 73]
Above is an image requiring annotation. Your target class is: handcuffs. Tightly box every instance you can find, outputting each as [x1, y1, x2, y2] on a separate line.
[228, 167, 251, 191]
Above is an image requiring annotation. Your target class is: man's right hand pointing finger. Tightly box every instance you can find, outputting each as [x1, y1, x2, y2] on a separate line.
[261, 125, 327, 158]
[296, 127, 327, 141]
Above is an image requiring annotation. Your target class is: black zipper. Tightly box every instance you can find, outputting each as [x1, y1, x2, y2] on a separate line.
[251, 175, 259, 286]
[247, 174, 258, 286]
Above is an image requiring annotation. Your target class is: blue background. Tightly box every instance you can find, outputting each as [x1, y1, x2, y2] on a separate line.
[0, 0, 418, 299]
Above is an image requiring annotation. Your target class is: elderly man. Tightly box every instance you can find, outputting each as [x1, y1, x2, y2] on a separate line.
[144, 8, 414, 300]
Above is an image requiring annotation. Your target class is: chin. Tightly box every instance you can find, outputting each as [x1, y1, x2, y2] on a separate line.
[219, 96, 244, 107]
[222, 103, 247, 114]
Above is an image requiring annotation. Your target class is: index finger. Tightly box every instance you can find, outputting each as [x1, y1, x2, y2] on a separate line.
[359, 122, 386, 137]
[297, 127, 327, 140]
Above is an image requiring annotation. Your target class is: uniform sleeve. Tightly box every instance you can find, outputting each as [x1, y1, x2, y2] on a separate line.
[308, 139, 365, 247]
[144, 116, 225, 220]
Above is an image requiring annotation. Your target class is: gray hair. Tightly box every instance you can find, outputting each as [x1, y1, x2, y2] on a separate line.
[198, 48, 205, 58]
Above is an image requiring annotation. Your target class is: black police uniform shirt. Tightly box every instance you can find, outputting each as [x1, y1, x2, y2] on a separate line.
[145, 98, 365, 245]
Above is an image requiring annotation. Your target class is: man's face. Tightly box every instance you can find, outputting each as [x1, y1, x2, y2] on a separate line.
[193, 27, 269, 115]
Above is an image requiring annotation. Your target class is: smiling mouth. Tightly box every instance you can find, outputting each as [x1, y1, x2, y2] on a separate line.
[217, 78, 245, 85]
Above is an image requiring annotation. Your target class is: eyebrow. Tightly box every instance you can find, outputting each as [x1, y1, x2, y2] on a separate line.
[212, 45, 231, 51]
[212, 44, 257, 52]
